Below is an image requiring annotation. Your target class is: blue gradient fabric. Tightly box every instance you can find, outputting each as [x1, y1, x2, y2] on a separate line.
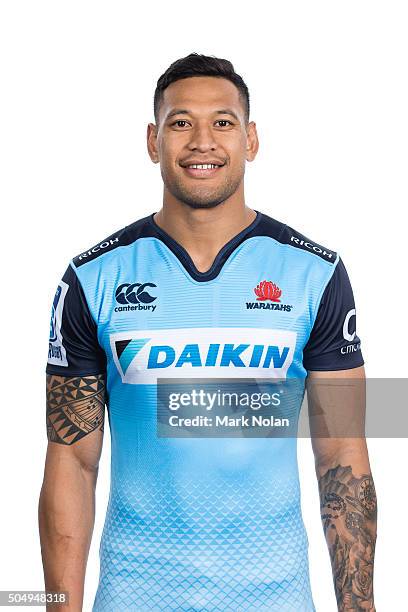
[46, 210, 364, 611]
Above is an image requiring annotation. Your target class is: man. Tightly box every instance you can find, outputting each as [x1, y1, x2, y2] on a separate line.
[39, 53, 377, 611]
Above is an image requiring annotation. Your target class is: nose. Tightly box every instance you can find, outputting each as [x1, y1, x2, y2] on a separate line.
[187, 122, 218, 152]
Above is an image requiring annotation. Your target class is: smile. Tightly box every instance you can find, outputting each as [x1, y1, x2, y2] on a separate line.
[187, 163, 220, 169]
[181, 163, 225, 178]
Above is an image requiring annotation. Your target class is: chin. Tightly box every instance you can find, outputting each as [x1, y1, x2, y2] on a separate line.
[176, 185, 236, 210]
[166, 175, 240, 210]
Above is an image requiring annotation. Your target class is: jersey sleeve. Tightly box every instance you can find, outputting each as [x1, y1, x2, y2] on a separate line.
[303, 256, 364, 371]
[46, 262, 107, 376]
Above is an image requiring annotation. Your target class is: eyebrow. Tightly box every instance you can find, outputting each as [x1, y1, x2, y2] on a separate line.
[166, 108, 240, 121]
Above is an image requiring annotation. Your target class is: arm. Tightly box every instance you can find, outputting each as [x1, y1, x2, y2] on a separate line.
[38, 373, 106, 611]
[307, 366, 377, 612]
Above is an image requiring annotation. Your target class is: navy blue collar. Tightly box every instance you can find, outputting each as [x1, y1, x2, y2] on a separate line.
[149, 210, 262, 282]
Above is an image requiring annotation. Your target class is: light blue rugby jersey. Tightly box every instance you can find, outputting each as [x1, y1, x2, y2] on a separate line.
[46, 210, 363, 611]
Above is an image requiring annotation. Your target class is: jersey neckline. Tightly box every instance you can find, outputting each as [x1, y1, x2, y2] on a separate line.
[148, 209, 263, 282]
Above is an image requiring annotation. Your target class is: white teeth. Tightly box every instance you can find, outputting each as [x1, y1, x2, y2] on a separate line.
[187, 164, 219, 169]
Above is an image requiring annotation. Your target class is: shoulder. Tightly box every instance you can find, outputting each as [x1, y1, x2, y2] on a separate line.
[255, 211, 338, 266]
[71, 214, 154, 268]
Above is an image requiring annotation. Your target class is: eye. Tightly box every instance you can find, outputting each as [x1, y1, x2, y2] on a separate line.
[215, 120, 233, 127]
[171, 120, 190, 128]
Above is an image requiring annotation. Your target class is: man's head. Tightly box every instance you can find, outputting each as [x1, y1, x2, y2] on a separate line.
[147, 53, 258, 210]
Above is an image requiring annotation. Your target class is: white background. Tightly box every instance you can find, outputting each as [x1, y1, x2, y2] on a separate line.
[1, 1, 407, 610]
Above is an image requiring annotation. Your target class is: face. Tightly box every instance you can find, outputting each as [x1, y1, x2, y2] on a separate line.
[147, 76, 258, 209]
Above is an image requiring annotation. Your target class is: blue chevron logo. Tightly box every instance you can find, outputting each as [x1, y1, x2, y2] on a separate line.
[115, 338, 150, 375]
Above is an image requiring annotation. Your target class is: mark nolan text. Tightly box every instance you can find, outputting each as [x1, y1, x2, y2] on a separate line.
[167, 414, 290, 428]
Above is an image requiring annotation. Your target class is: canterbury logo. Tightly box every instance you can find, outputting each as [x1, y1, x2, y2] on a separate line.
[115, 282, 157, 305]
[254, 280, 282, 302]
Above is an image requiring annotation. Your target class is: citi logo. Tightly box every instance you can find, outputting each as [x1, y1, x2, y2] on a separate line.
[110, 327, 296, 384]
[114, 282, 157, 312]
[341, 308, 361, 355]
[246, 280, 293, 312]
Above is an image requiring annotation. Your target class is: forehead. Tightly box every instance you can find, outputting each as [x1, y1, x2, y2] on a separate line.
[160, 76, 244, 119]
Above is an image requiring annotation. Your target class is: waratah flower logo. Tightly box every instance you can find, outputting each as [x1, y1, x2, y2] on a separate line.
[254, 280, 282, 302]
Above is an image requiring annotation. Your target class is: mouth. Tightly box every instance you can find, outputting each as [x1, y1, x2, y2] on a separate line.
[180, 162, 225, 178]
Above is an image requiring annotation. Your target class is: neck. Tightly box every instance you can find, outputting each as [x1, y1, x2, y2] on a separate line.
[153, 194, 256, 273]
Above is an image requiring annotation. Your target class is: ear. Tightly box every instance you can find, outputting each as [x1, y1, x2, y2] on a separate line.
[147, 123, 160, 163]
[246, 121, 259, 162]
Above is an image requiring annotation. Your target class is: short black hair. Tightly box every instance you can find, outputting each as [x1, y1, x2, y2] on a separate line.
[153, 52, 250, 124]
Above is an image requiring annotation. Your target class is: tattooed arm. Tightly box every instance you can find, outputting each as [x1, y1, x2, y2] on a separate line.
[38, 374, 106, 611]
[307, 366, 377, 612]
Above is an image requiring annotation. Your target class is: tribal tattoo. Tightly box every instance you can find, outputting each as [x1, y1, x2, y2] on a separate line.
[46, 374, 106, 445]
[318, 464, 377, 612]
